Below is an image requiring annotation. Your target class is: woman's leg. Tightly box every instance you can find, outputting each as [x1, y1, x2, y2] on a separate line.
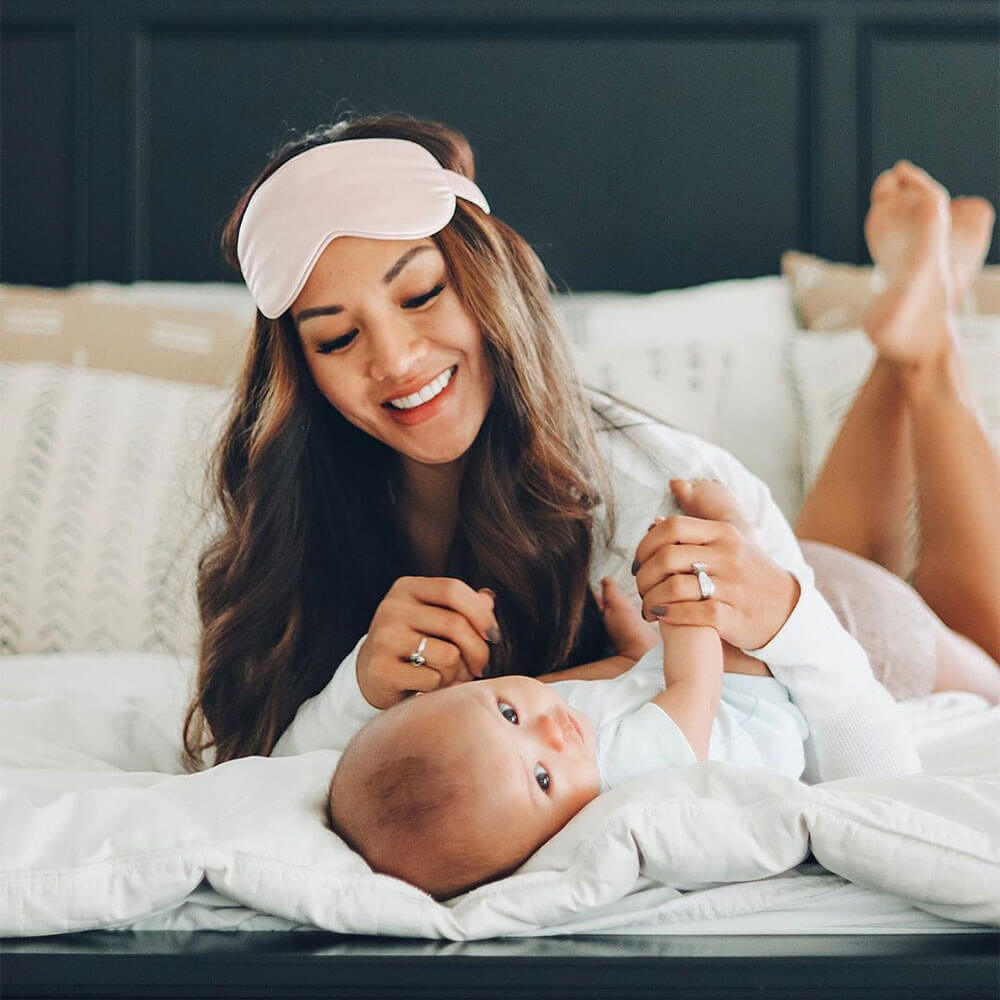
[796, 162, 999, 664]
[793, 360, 914, 575]
[904, 336, 1000, 662]
[795, 185, 995, 578]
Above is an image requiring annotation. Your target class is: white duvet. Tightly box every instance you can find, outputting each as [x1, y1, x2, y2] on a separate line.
[1, 653, 998, 938]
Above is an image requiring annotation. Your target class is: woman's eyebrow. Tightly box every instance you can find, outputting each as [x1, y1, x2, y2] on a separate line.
[382, 245, 434, 284]
[295, 246, 436, 325]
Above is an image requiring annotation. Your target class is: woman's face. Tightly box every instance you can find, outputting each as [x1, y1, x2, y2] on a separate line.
[291, 235, 495, 468]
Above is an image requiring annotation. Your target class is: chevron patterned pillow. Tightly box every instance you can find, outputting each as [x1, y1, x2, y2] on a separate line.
[0, 362, 229, 655]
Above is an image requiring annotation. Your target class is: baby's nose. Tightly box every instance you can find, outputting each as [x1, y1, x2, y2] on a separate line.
[538, 713, 568, 752]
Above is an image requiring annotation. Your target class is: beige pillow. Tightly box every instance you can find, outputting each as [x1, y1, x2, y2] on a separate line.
[781, 250, 1000, 331]
[0, 283, 254, 387]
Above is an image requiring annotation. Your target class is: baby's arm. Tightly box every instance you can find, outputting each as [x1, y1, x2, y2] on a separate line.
[542, 577, 658, 683]
[650, 622, 723, 760]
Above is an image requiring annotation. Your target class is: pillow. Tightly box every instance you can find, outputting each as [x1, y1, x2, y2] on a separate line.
[0, 362, 228, 656]
[555, 278, 805, 519]
[789, 315, 1000, 575]
[0, 282, 253, 387]
[782, 250, 1000, 331]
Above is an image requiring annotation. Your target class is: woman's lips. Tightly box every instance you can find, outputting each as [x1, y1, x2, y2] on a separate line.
[383, 365, 457, 426]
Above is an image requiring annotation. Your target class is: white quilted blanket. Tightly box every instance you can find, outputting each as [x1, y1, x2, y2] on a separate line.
[1, 653, 998, 937]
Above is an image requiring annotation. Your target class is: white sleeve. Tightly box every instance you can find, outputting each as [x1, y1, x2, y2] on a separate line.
[747, 580, 922, 782]
[703, 446, 921, 782]
[271, 635, 381, 756]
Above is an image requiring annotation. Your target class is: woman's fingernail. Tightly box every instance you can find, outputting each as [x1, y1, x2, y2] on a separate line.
[631, 558, 640, 576]
[651, 605, 667, 617]
[481, 588, 496, 601]
[486, 627, 501, 644]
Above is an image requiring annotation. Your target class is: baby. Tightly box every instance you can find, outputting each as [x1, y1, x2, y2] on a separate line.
[327, 480, 808, 900]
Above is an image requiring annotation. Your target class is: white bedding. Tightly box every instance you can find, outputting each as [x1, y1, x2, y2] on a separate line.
[1, 653, 998, 938]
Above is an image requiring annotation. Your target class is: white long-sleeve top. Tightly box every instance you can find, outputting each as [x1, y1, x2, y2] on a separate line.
[273, 390, 921, 783]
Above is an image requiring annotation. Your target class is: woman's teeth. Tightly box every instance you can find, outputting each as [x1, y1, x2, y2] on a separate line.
[387, 366, 456, 410]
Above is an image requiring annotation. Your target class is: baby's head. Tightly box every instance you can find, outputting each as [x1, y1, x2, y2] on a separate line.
[327, 675, 601, 900]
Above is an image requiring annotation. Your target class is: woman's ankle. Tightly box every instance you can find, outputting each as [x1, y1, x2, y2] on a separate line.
[895, 322, 971, 407]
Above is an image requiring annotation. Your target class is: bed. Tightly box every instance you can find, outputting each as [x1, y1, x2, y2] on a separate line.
[2, 0, 999, 995]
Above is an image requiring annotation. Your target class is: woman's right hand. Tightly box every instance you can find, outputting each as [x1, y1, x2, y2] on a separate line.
[356, 577, 501, 709]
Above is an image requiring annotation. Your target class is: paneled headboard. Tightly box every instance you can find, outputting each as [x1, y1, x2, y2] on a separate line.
[2, 0, 997, 292]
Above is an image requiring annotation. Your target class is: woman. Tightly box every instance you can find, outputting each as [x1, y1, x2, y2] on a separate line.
[182, 113, 998, 777]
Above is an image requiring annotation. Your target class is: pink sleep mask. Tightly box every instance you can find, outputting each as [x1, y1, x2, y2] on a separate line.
[236, 138, 491, 319]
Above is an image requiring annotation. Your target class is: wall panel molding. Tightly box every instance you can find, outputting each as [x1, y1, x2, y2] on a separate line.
[0, 20, 80, 284]
[128, 15, 814, 290]
[856, 18, 1000, 261]
[2, 2, 996, 288]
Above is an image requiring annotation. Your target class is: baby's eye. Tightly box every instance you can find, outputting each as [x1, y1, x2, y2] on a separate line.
[534, 763, 551, 793]
[498, 700, 518, 725]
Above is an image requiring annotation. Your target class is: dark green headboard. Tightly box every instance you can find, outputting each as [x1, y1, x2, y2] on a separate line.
[2, 0, 997, 291]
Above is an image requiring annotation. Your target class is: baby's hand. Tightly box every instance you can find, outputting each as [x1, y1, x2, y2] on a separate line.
[598, 577, 658, 662]
[668, 478, 764, 550]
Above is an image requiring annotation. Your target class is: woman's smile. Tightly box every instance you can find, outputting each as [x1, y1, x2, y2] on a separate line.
[382, 364, 459, 426]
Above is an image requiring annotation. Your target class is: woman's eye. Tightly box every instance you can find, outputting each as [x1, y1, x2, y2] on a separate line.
[316, 330, 358, 355]
[534, 763, 551, 793]
[498, 700, 518, 725]
[403, 283, 445, 309]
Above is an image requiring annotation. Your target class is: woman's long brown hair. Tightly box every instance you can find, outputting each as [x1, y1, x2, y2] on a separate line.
[182, 113, 617, 769]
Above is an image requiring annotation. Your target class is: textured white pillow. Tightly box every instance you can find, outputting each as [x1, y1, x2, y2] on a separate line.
[0, 362, 228, 656]
[556, 278, 803, 519]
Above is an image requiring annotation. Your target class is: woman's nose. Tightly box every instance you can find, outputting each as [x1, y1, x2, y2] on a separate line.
[367, 318, 426, 383]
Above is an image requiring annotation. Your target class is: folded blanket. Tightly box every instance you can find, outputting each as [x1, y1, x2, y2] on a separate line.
[1, 653, 997, 937]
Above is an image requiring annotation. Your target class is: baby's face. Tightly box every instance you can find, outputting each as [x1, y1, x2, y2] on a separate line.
[387, 675, 602, 865]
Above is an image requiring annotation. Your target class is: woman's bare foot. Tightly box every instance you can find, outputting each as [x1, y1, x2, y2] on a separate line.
[949, 196, 995, 305]
[668, 478, 764, 549]
[861, 160, 957, 367]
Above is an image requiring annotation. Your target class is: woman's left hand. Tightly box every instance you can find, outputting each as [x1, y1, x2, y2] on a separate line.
[631, 514, 800, 651]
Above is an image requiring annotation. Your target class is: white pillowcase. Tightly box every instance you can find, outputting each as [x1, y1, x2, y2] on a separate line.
[556, 277, 804, 519]
[0, 362, 227, 656]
